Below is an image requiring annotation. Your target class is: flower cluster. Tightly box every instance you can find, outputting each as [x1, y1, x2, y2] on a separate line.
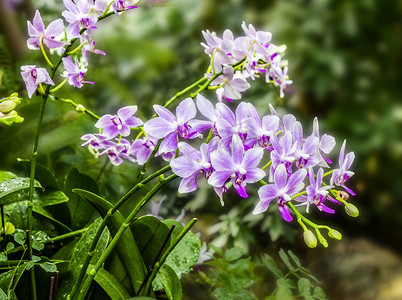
[202, 22, 292, 100]
[81, 106, 144, 166]
[21, 0, 138, 98]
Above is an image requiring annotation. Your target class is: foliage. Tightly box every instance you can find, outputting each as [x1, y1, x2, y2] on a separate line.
[198, 246, 327, 300]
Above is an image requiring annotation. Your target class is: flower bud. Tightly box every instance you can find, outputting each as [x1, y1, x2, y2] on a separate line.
[76, 104, 86, 112]
[318, 234, 328, 247]
[0, 100, 17, 114]
[345, 203, 359, 217]
[328, 229, 342, 240]
[303, 230, 317, 248]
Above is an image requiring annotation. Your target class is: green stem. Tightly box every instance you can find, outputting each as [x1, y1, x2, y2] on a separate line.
[67, 42, 88, 56]
[52, 96, 100, 120]
[75, 174, 178, 300]
[39, 36, 54, 69]
[261, 160, 272, 170]
[49, 78, 68, 93]
[143, 218, 198, 295]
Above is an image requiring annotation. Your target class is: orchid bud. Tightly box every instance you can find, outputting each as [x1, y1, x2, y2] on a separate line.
[328, 229, 342, 240]
[345, 203, 359, 217]
[303, 230, 317, 248]
[0, 100, 18, 114]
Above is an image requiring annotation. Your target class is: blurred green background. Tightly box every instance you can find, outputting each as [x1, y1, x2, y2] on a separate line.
[0, 0, 401, 299]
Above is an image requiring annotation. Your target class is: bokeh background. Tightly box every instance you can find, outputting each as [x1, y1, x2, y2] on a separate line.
[0, 0, 401, 299]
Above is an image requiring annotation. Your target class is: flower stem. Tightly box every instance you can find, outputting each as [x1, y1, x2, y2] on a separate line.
[51, 96, 100, 120]
[49, 78, 68, 93]
[39, 36, 54, 69]
[67, 42, 88, 56]
[261, 160, 272, 170]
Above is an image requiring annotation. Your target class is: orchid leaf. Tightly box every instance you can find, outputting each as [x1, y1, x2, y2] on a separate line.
[0, 178, 42, 205]
[73, 188, 147, 292]
[152, 264, 182, 300]
[93, 267, 130, 300]
[131, 215, 170, 268]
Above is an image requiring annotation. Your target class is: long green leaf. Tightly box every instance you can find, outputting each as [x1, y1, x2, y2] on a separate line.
[73, 188, 147, 292]
[0, 178, 42, 205]
[93, 267, 130, 300]
[152, 265, 182, 300]
[18, 159, 59, 190]
[131, 216, 170, 268]
[64, 168, 98, 230]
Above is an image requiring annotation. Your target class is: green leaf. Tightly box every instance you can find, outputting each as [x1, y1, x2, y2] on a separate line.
[18, 159, 60, 190]
[39, 262, 57, 273]
[13, 231, 25, 245]
[210, 244, 223, 257]
[0, 287, 7, 300]
[0, 254, 6, 262]
[260, 254, 284, 278]
[298, 278, 311, 297]
[32, 204, 72, 233]
[73, 188, 147, 292]
[0, 177, 43, 205]
[93, 267, 130, 300]
[162, 219, 201, 279]
[278, 249, 295, 272]
[32, 241, 44, 251]
[287, 250, 302, 268]
[65, 168, 99, 230]
[35, 190, 69, 207]
[131, 215, 170, 268]
[56, 218, 110, 297]
[152, 264, 182, 300]
[0, 262, 27, 293]
[313, 286, 327, 300]
[227, 257, 251, 273]
[0, 171, 17, 183]
[224, 247, 243, 262]
[5, 243, 14, 252]
[276, 278, 293, 300]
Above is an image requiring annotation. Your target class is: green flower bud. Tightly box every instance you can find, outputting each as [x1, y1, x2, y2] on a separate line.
[318, 235, 328, 247]
[303, 230, 317, 248]
[76, 104, 86, 112]
[328, 229, 342, 240]
[345, 203, 359, 217]
[0, 100, 17, 114]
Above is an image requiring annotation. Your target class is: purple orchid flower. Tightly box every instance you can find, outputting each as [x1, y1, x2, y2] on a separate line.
[130, 135, 159, 165]
[330, 140, 355, 195]
[271, 66, 292, 98]
[80, 31, 106, 64]
[99, 139, 135, 166]
[20, 65, 54, 98]
[95, 106, 143, 139]
[295, 167, 339, 214]
[208, 134, 265, 199]
[312, 117, 336, 167]
[201, 30, 236, 72]
[208, 66, 250, 101]
[170, 137, 219, 194]
[270, 131, 297, 175]
[188, 94, 219, 135]
[143, 98, 198, 155]
[112, 0, 138, 14]
[62, 0, 99, 39]
[215, 101, 254, 147]
[27, 10, 68, 50]
[81, 133, 110, 151]
[292, 122, 320, 169]
[246, 111, 280, 149]
[241, 22, 272, 55]
[254, 164, 307, 222]
[62, 56, 94, 88]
